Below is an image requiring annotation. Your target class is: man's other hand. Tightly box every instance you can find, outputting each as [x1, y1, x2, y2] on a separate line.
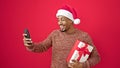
[68, 60, 83, 68]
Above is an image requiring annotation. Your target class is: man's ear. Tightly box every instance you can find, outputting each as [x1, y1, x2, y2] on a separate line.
[71, 21, 74, 24]
[68, 20, 73, 24]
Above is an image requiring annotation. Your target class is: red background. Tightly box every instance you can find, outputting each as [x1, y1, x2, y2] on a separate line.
[0, 0, 120, 68]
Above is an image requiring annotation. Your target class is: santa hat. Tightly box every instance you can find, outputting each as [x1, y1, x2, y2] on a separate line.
[56, 5, 80, 25]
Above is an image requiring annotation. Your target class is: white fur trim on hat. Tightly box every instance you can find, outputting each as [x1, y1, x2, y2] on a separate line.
[56, 9, 74, 21]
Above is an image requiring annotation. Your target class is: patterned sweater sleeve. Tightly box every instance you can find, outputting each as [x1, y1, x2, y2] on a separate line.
[26, 30, 55, 53]
[82, 33, 101, 68]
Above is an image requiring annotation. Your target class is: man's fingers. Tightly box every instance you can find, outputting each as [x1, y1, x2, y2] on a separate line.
[23, 39, 32, 44]
[72, 60, 79, 63]
[72, 60, 76, 62]
[23, 34, 27, 36]
[24, 41, 33, 46]
[23, 38, 32, 45]
[23, 34, 33, 46]
[24, 40, 32, 44]
[23, 38, 31, 41]
[24, 43, 32, 46]
[68, 63, 73, 68]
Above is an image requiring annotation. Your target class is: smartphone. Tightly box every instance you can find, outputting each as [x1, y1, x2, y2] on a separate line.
[24, 29, 30, 38]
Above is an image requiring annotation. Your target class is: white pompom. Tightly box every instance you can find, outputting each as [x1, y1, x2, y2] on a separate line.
[74, 18, 80, 25]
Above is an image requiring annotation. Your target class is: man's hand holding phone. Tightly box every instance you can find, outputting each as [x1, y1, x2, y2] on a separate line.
[23, 29, 33, 47]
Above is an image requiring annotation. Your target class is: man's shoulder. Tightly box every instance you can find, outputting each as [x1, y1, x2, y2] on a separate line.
[50, 29, 60, 35]
[51, 29, 60, 33]
[76, 28, 88, 35]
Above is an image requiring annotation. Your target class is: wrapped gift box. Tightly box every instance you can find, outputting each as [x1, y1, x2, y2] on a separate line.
[67, 40, 93, 63]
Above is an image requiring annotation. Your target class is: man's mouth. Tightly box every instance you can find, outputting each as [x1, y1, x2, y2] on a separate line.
[60, 25, 65, 31]
[60, 25, 64, 29]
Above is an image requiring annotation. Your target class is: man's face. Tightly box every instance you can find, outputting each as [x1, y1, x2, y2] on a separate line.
[57, 16, 73, 32]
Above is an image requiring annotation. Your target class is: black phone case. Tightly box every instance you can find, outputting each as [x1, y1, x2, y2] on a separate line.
[24, 29, 30, 38]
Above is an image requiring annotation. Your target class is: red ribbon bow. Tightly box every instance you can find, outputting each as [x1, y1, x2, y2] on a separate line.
[76, 44, 90, 61]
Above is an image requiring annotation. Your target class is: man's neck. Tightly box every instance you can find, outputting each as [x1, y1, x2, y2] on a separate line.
[66, 26, 76, 34]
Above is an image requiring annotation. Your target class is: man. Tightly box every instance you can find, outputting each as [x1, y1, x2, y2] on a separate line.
[23, 5, 100, 68]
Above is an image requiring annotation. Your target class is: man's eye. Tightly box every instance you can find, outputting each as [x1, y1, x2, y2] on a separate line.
[61, 19, 65, 21]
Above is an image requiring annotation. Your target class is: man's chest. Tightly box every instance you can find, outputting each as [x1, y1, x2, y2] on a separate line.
[52, 34, 80, 50]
